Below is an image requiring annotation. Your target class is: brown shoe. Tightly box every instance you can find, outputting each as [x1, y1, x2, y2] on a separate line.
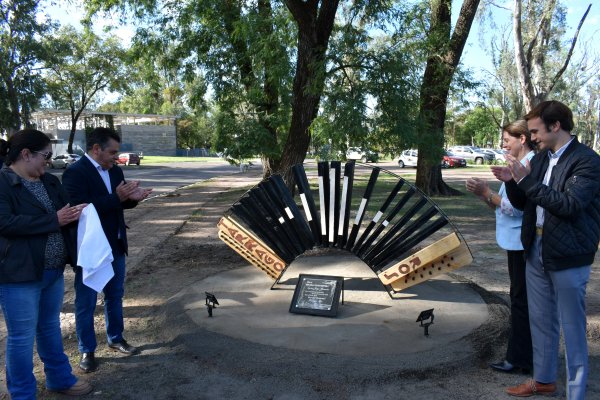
[506, 379, 556, 397]
[56, 379, 93, 396]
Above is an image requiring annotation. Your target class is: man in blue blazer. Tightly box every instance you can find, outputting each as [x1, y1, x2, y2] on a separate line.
[62, 127, 151, 373]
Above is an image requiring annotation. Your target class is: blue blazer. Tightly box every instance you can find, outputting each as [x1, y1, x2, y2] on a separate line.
[62, 156, 138, 255]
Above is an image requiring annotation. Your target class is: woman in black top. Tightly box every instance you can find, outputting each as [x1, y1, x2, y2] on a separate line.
[0, 129, 92, 398]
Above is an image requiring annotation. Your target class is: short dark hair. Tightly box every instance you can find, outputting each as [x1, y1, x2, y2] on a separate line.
[524, 100, 574, 133]
[86, 127, 121, 151]
[3, 129, 51, 166]
[502, 120, 534, 151]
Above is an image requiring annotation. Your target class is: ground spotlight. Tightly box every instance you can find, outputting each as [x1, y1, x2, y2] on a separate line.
[416, 308, 434, 337]
[205, 292, 219, 317]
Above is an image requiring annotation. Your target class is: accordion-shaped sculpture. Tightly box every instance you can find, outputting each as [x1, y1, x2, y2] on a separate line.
[218, 161, 472, 296]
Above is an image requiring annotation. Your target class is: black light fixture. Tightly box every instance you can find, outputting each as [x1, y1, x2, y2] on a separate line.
[205, 292, 219, 317]
[416, 308, 434, 337]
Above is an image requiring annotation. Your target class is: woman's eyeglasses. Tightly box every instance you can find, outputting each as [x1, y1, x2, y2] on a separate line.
[34, 151, 53, 160]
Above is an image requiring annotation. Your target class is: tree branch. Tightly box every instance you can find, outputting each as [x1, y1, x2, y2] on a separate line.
[448, 0, 481, 68]
[547, 3, 591, 94]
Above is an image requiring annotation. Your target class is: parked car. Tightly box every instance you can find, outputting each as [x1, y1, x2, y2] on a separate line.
[50, 154, 80, 169]
[447, 145, 494, 165]
[441, 151, 467, 168]
[346, 147, 379, 163]
[398, 149, 418, 168]
[480, 149, 497, 162]
[117, 152, 141, 166]
[399, 149, 467, 168]
[491, 149, 506, 163]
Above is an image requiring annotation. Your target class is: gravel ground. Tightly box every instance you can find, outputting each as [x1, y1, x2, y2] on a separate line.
[1, 166, 599, 399]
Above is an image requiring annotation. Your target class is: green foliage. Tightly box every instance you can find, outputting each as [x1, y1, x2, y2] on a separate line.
[80, 0, 483, 172]
[0, 0, 52, 133]
[459, 106, 499, 147]
[42, 25, 128, 150]
[177, 109, 214, 150]
[43, 26, 127, 115]
[311, 2, 430, 158]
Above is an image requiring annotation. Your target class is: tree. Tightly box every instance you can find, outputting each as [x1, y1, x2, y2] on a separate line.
[481, 27, 525, 128]
[314, 3, 429, 159]
[415, 0, 481, 196]
[0, 0, 50, 135]
[461, 105, 499, 147]
[43, 26, 127, 152]
[84, 0, 340, 185]
[177, 109, 215, 151]
[273, 1, 339, 184]
[513, 0, 591, 110]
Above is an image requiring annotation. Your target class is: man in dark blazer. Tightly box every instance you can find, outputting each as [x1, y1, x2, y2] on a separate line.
[492, 101, 600, 399]
[62, 127, 151, 373]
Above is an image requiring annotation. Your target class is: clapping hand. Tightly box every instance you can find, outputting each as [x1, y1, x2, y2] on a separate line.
[128, 187, 153, 201]
[491, 154, 530, 182]
[490, 165, 513, 182]
[116, 180, 139, 202]
[465, 177, 489, 198]
[57, 203, 88, 226]
[116, 180, 152, 202]
[505, 154, 531, 182]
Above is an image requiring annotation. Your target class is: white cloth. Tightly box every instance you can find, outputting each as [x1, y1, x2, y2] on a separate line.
[77, 204, 114, 292]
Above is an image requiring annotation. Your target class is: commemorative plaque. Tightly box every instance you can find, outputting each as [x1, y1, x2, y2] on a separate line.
[289, 274, 344, 317]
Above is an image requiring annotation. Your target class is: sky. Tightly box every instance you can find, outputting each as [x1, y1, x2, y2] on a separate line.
[460, 1, 600, 82]
[41, 0, 600, 103]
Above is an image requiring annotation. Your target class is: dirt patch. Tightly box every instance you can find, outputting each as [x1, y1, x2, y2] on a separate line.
[2, 168, 599, 399]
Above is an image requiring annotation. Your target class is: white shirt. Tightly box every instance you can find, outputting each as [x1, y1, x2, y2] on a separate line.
[85, 153, 112, 194]
[496, 150, 535, 250]
[535, 138, 574, 227]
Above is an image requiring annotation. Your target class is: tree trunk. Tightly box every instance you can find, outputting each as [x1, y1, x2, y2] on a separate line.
[5, 77, 22, 135]
[68, 104, 84, 154]
[513, 0, 590, 111]
[270, 0, 339, 190]
[513, 0, 535, 112]
[415, 0, 480, 196]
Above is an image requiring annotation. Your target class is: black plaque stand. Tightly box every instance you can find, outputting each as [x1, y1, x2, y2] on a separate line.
[289, 274, 344, 317]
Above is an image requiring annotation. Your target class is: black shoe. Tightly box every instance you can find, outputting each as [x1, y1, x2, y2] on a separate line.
[489, 360, 514, 372]
[79, 352, 98, 373]
[108, 339, 138, 355]
[489, 360, 531, 374]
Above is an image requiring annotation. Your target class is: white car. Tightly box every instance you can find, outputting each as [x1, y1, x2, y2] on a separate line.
[50, 154, 80, 169]
[447, 146, 494, 164]
[345, 147, 379, 163]
[492, 149, 506, 163]
[398, 149, 418, 168]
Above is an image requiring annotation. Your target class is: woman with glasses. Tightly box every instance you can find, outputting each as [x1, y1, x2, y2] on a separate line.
[0, 129, 92, 399]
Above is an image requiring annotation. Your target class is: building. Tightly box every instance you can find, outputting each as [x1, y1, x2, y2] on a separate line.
[31, 109, 178, 156]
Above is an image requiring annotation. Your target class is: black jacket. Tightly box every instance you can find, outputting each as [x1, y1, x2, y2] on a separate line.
[62, 155, 138, 255]
[506, 137, 600, 271]
[0, 167, 77, 283]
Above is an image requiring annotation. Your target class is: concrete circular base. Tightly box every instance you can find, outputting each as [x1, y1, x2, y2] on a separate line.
[178, 251, 488, 357]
